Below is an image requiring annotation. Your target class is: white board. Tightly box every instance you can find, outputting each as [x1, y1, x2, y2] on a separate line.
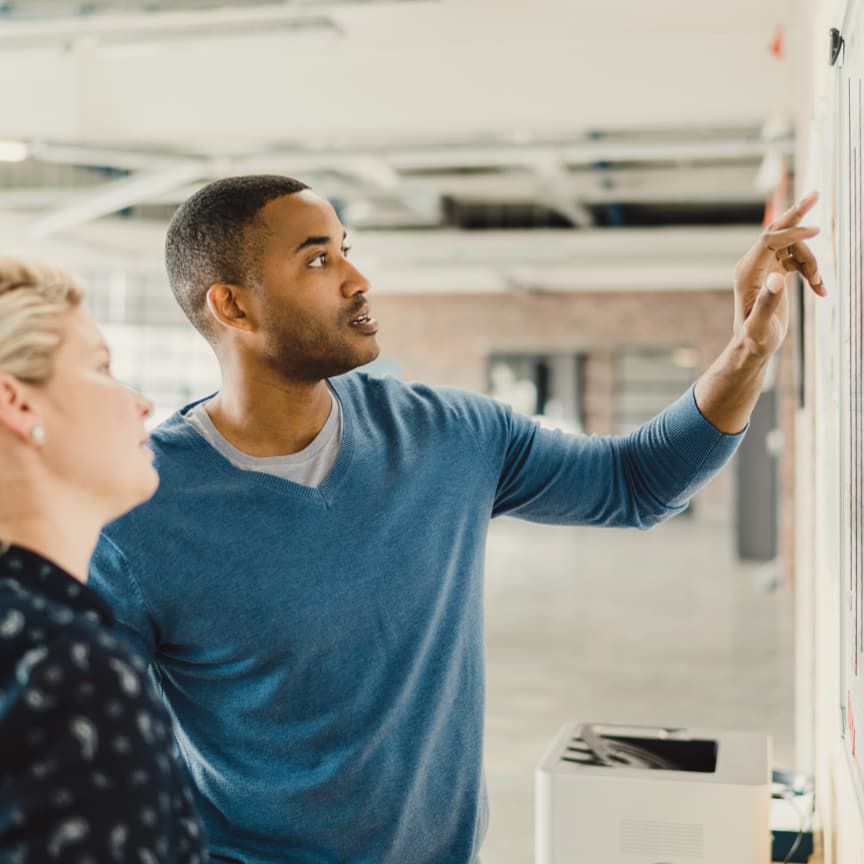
[836, 0, 864, 808]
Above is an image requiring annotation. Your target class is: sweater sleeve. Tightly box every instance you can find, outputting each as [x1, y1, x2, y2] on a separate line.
[486, 386, 746, 529]
[89, 533, 158, 662]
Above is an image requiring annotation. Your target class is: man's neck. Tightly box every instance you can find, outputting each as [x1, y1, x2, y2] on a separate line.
[205, 367, 334, 458]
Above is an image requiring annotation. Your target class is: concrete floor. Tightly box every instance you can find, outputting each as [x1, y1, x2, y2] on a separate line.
[481, 515, 795, 864]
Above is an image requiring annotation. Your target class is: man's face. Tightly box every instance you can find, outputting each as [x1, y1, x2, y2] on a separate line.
[249, 191, 380, 381]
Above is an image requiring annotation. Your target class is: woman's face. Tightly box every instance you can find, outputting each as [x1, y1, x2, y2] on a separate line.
[36, 306, 158, 518]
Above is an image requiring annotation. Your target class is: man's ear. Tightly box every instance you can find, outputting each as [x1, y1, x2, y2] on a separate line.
[205, 283, 256, 335]
[0, 372, 41, 444]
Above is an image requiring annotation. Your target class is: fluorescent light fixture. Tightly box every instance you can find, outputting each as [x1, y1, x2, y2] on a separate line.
[0, 140, 29, 162]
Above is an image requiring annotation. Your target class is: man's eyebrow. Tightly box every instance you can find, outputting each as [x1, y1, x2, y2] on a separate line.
[295, 230, 349, 253]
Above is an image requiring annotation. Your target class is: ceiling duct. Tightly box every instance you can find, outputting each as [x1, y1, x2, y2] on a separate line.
[0, 0, 433, 19]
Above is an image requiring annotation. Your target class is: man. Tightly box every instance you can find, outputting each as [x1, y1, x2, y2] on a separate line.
[91, 175, 823, 864]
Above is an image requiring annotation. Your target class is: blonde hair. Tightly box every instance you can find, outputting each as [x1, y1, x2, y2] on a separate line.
[0, 256, 85, 385]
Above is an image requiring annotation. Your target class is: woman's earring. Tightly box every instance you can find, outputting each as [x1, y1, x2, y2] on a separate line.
[29, 425, 45, 445]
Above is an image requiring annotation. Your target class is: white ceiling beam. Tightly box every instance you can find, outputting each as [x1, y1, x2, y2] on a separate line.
[228, 136, 795, 173]
[0, 164, 768, 207]
[27, 160, 209, 239]
[526, 155, 594, 228]
[56, 218, 758, 269]
[0, 6, 344, 47]
[384, 137, 795, 171]
[0, 208, 758, 297]
[29, 141, 190, 172]
[10, 133, 791, 178]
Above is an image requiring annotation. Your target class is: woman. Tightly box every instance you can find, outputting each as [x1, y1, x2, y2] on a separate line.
[0, 257, 206, 862]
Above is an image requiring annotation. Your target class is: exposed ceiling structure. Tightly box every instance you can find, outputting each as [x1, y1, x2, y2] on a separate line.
[0, 0, 427, 47]
[0, 0, 800, 303]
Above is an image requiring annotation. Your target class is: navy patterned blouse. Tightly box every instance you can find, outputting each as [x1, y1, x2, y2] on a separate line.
[0, 543, 207, 863]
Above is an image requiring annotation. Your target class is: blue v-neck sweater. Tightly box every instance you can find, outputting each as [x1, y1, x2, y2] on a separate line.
[90, 372, 744, 864]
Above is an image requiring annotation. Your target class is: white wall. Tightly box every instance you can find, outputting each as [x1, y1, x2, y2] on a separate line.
[795, 0, 864, 859]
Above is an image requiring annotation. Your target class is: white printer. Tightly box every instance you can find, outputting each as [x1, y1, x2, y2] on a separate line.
[536, 722, 772, 864]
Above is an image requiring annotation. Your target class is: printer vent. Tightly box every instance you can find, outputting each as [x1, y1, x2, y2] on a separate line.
[620, 819, 704, 859]
[560, 737, 601, 765]
[560, 730, 718, 772]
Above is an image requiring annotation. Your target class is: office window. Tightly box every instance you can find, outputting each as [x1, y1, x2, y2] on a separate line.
[614, 346, 699, 434]
[488, 353, 585, 434]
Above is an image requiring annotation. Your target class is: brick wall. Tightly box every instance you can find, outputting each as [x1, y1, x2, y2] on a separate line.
[371, 290, 732, 392]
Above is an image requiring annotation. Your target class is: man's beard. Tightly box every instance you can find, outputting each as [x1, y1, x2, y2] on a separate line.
[260, 305, 377, 383]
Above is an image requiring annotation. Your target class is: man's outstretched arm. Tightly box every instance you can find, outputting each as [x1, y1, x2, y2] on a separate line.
[480, 191, 825, 529]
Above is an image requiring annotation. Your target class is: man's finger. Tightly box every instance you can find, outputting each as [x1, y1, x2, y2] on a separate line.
[770, 190, 820, 230]
[745, 226, 819, 282]
[747, 273, 785, 336]
[789, 242, 827, 295]
[763, 225, 821, 250]
[766, 234, 827, 295]
[780, 256, 799, 274]
[767, 271, 786, 295]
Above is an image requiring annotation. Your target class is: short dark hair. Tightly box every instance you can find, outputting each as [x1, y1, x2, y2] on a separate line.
[165, 175, 309, 339]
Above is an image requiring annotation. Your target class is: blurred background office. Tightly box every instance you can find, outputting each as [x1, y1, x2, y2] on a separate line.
[0, 0, 858, 861]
